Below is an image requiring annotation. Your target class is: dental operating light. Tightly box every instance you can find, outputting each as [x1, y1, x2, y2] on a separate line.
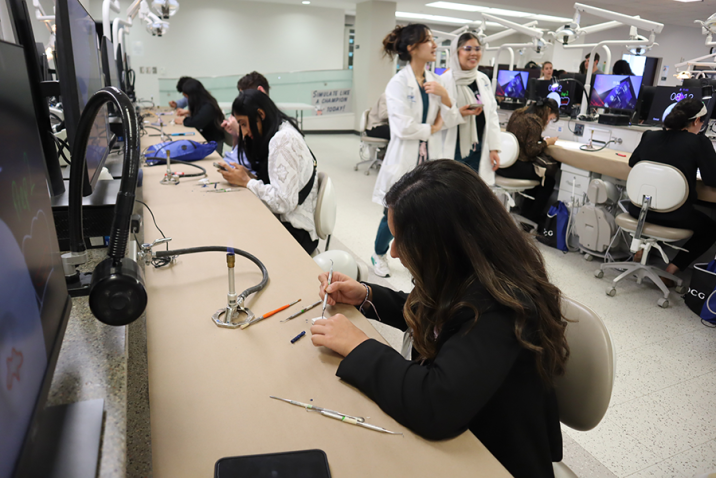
[151, 0, 179, 20]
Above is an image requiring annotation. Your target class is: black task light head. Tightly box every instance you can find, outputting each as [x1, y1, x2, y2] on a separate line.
[68, 86, 147, 326]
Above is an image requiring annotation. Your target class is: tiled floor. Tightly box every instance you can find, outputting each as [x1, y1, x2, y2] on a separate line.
[306, 133, 716, 478]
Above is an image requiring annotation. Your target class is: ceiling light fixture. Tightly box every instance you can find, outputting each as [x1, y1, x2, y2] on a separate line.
[426, 1, 571, 23]
[302, 1, 310, 4]
[396, 11, 472, 25]
[674, 0, 703, 3]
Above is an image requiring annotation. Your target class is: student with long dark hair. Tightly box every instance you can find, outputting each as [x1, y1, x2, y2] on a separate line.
[628, 98, 716, 281]
[217, 89, 318, 254]
[502, 98, 560, 223]
[174, 78, 225, 154]
[311, 160, 569, 478]
[371, 23, 460, 277]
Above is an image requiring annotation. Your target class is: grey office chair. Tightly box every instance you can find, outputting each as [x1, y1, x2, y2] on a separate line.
[553, 297, 616, 478]
[594, 161, 691, 308]
[355, 108, 388, 175]
[494, 131, 540, 232]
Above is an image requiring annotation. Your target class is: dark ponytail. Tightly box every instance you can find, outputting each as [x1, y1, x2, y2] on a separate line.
[383, 24, 431, 62]
[664, 98, 705, 130]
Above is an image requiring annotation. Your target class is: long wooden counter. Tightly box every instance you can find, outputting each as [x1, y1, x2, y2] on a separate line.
[547, 140, 716, 203]
[138, 112, 510, 477]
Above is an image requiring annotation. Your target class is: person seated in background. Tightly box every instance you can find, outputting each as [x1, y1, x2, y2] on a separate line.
[525, 60, 540, 70]
[311, 160, 568, 478]
[364, 93, 390, 140]
[540, 61, 554, 81]
[174, 78, 226, 155]
[221, 71, 271, 173]
[169, 76, 192, 116]
[553, 69, 566, 80]
[501, 98, 560, 225]
[612, 60, 634, 76]
[628, 99, 716, 284]
[217, 90, 319, 254]
[579, 53, 603, 76]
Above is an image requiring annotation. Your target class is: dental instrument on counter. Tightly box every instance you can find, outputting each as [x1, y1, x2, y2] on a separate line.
[290, 331, 306, 343]
[281, 300, 322, 322]
[159, 150, 180, 185]
[321, 260, 333, 320]
[270, 396, 402, 435]
[206, 188, 241, 193]
[240, 299, 301, 329]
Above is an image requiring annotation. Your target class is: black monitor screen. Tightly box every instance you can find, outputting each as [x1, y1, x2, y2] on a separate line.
[646, 86, 702, 125]
[532, 79, 577, 111]
[0, 39, 71, 478]
[589, 74, 644, 110]
[55, 0, 110, 194]
[116, 43, 125, 92]
[100, 37, 120, 89]
[496, 70, 529, 99]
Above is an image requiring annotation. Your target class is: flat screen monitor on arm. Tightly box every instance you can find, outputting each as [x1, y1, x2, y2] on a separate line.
[588, 74, 644, 111]
[496, 70, 529, 100]
[55, 0, 110, 196]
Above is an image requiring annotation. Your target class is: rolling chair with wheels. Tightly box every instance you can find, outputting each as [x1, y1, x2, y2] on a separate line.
[552, 297, 615, 478]
[313, 172, 337, 254]
[355, 108, 388, 175]
[493, 131, 541, 232]
[594, 161, 691, 308]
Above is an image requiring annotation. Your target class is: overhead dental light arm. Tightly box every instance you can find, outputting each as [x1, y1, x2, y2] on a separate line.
[482, 13, 544, 39]
[574, 3, 663, 34]
[32, 0, 53, 31]
[483, 21, 538, 44]
[695, 13, 716, 46]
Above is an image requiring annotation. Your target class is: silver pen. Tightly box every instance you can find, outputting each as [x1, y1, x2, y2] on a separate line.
[320, 410, 403, 435]
[270, 396, 364, 422]
[321, 260, 333, 320]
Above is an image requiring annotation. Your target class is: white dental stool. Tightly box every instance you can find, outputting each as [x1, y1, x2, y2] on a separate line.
[355, 108, 388, 175]
[494, 131, 541, 232]
[595, 161, 691, 308]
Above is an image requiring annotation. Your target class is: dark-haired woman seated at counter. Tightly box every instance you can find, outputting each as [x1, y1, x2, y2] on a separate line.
[628, 98, 716, 281]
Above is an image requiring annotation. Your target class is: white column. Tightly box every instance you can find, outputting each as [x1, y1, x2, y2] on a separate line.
[352, 0, 396, 130]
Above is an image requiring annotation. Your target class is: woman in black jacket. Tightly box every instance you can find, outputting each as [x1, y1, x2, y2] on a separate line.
[311, 160, 569, 478]
[628, 98, 716, 278]
[175, 78, 225, 154]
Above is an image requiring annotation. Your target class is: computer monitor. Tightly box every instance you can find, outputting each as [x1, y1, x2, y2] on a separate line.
[496, 70, 529, 100]
[55, 0, 110, 196]
[645, 86, 702, 125]
[682, 78, 716, 120]
[34, 42, 50, 81]
[589, 74, 644, 111]
[100, 36, 120, 89]
[7, 0, 65, 197]
[115, 42, 126, 92]
[0, 38, 72, 478]
[621, 54, 660, 87]
[529, 79, 578, 113]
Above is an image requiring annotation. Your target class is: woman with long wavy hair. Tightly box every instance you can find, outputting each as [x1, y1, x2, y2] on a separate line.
[311, 160, 569, 478]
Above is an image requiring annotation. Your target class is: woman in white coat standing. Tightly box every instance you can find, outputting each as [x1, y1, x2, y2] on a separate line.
[371, 24, 460, 278]
[441, 32, 501, 184]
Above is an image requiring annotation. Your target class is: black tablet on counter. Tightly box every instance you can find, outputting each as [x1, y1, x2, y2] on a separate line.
[215, 449, 331, 478]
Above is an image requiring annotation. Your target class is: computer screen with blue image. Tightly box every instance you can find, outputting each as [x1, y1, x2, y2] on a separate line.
[496, 70, 529, 100]
[589, 74, 643, 110]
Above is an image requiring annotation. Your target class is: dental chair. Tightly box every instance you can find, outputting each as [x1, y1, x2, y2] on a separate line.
[355, 108, 388, 175]
[594, 161, 691, 308]
[494, 131, 541, 232]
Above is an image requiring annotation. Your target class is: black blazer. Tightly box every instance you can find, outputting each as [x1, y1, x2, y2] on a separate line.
[628, 129, 716, 221]
[337, 282, 562, 478]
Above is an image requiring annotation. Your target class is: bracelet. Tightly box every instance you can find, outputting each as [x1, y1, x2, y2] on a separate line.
[359, 283, 370, 310]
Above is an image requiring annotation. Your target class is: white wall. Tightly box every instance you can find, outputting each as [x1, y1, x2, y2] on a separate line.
[573, 24, 708, 86]
[102, 0, 345, 101]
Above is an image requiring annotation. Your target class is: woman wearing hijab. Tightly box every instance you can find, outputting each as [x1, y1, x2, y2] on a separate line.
[441, 32, 501, 182]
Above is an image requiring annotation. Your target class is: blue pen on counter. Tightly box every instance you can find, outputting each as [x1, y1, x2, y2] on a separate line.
[291, 331, 306, 344]
[170, 132, 195, 136]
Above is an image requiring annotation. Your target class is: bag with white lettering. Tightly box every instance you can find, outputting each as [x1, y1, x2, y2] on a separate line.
[684, 261, 716, 327]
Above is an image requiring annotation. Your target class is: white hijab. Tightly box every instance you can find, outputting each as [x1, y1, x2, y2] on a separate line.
[449, 35, 480, 159]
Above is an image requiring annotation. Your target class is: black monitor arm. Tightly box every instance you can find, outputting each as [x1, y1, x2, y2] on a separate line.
[62, 86, 147, 326]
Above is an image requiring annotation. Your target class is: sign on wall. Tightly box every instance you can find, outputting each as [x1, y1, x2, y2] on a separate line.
[312, 88, 352, 115]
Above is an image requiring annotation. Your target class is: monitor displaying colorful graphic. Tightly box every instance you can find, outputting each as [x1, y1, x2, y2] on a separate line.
[646, 86, 701, 125]
[496, 70, 529, 100]
[533, 80, 577, 111]
[589, 74, 643, 110]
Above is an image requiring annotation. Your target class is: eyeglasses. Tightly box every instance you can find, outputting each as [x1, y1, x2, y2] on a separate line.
[461, 46, 482, 53]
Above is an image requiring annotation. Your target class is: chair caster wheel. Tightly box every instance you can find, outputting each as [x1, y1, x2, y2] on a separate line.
[584, 254, 594, 262]
[365, 170, 370, 176]
[594, 270, 604, 279]
[657, 298, 669, 308]
[606, 287, 616, 297]
[354, 166, 359, 171]
[675, 285, 687, 294]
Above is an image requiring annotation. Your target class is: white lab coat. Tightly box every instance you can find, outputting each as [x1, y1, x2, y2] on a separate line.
[440, 70, 501, 186]
[372, 67, 461, 205]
